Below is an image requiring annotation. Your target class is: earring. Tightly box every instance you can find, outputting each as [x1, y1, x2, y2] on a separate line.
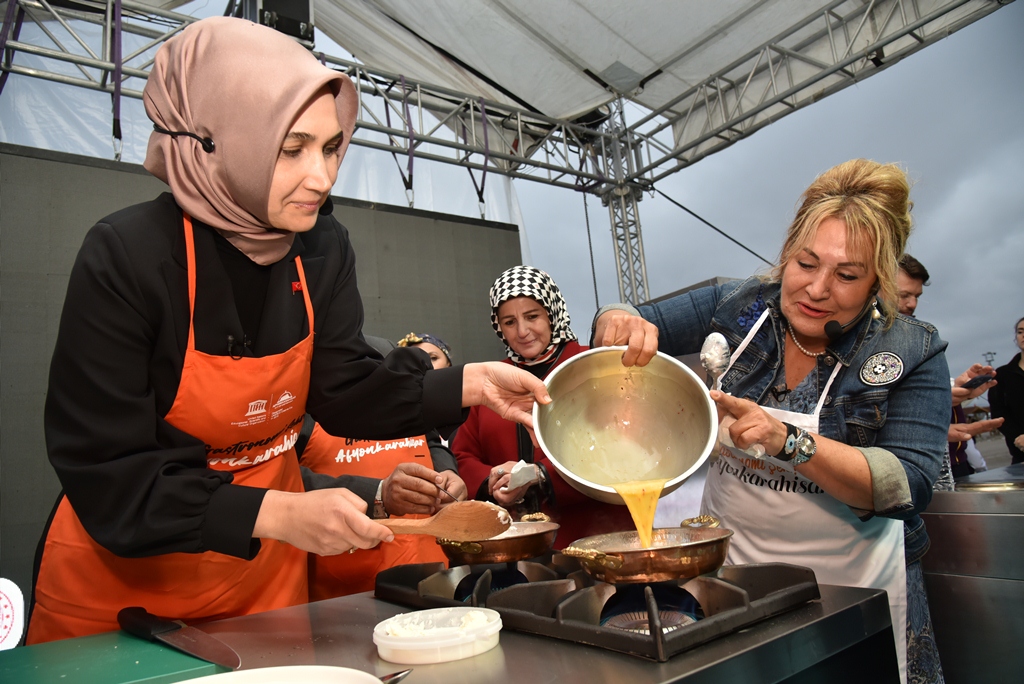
[871, 299, 881, 320]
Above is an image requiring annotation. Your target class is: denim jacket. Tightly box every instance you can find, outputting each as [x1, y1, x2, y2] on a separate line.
[636, 277, 951, 563]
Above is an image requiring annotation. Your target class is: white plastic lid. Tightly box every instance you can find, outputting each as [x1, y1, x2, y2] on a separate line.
[373, 607, 502, 665]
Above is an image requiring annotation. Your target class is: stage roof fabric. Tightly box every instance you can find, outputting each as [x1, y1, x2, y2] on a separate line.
[311, 1, 994, 120]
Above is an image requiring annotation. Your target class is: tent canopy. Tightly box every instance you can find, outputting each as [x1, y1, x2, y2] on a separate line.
[311, 0, 999, 176]
[7, 0, 1003, 180]
[319, 0, 837, 120]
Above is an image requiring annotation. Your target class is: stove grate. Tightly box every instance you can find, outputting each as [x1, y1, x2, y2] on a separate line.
[375, 559, 820, 662]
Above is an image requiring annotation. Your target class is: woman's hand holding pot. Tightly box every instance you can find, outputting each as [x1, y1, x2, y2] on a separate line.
[593, 311, 659, 367]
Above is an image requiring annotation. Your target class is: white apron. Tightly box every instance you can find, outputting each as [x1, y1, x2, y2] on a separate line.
[701, 310, 907, 684]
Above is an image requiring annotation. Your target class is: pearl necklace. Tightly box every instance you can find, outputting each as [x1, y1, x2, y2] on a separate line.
[787, 321, 825, 358]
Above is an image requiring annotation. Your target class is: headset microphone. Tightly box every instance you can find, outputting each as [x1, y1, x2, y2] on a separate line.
[824, 320, 844, 343]
[824, 296, 879, 343]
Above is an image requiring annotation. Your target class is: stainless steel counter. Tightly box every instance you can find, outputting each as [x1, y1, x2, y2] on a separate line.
[921, 464, 1024, 684]
[194, 585, 898, 684]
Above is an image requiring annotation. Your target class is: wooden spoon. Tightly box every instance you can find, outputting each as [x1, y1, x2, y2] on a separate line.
[382, 501, 511, 541]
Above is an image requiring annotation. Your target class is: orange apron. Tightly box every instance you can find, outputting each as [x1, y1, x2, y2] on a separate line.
[28, 214, 313, 643]
[302, 424, 448, 600]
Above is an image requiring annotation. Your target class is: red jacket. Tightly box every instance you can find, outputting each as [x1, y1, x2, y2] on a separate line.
[452, 341, 634, 548]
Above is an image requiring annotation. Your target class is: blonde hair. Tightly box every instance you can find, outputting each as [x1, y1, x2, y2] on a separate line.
[771, 159, 913, 325]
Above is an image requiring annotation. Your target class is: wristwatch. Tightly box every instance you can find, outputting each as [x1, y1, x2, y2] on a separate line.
[373, 480, 389, 519]
[775, 423, 817, 465]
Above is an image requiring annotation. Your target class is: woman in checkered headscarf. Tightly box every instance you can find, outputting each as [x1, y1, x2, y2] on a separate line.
[488, 265, 577, 369]
[452, 266, 634, 545]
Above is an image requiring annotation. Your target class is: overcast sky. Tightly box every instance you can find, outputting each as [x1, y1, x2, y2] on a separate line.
[1, 1, 1020, 379]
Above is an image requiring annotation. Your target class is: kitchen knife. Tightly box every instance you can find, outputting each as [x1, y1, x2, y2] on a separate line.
[117, 607, 241, 670]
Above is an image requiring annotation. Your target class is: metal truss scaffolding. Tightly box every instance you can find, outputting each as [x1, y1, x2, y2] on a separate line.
[0, 0, 1006, 303]
[0, 0, 185, 99]
[628, 0, 1008, 183]
[600, 99, 649, 305]
[0, 0, 619, 189]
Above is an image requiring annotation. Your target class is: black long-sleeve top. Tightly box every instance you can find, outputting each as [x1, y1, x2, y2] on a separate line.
[990, 353, 1024, 462]
[44, 193, 465, 560]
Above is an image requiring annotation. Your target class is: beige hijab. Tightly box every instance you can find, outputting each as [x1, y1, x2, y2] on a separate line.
[143, 17, 357, 264]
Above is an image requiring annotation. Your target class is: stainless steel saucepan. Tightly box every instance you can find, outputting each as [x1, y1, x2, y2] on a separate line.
[533, 347, 718, 505]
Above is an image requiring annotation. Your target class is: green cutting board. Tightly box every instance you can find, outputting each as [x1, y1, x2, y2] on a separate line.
[0, 630, 229, 683]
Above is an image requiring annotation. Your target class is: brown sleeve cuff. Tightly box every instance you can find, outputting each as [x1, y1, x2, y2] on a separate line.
[858, 446, 913, 514]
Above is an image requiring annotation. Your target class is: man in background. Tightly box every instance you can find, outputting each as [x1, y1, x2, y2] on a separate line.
[897, 255, 1000, 479]
[897, 254, 929, 318]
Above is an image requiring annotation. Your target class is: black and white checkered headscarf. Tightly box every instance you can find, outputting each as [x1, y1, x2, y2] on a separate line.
[489, 265, 577, 365]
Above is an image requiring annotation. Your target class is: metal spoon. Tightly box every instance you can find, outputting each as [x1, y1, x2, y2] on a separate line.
[700, 333, 766, 459]
[380, 669, 413, 684]
[436, 483, 459, 503]
[699, 332, 730, 390]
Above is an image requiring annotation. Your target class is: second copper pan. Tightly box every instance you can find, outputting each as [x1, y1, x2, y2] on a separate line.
[438, 520, 559, 565]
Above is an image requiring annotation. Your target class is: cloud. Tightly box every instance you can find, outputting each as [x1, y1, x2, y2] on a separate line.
[910, 136, 1024, 373]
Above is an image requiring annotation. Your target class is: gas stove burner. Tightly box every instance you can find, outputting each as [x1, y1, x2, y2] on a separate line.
[453, 566, 529, 602]
[604, 610, 696, 635]
[599, 583, 704, 627]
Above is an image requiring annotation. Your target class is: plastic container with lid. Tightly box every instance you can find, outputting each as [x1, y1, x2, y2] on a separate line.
[373, 607, 502, 664]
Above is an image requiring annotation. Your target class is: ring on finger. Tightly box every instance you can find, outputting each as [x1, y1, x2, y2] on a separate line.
[494, 468, 505, 476]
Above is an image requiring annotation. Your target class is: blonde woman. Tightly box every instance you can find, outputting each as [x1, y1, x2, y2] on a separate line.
[594, 159, 949, 684]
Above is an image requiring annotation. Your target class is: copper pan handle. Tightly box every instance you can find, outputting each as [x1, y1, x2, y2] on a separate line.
[561, 546, 624, 569]
[680, 515, 720, 528]
[437, 539, 483, 554]
[520, 512, 552, 523]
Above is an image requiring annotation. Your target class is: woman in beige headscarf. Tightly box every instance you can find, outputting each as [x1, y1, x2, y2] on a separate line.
[27, 16, 546, 643]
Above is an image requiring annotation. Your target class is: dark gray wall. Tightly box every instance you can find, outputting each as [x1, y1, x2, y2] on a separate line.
[333, 196, 516, 365]
[0, 143, 519, 600]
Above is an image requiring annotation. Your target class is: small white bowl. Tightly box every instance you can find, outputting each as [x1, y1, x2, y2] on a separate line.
[373, 607, 502, 665]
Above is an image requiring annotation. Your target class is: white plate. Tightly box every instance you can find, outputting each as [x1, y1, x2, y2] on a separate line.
[195, 665, 381, 683]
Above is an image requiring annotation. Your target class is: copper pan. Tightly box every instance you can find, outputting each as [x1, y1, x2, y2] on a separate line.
[560, 516, 731, 584]
[438, 519, 559, 565]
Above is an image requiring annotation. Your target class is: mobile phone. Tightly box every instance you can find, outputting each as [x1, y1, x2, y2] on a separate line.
[960, 374, 995, 390]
